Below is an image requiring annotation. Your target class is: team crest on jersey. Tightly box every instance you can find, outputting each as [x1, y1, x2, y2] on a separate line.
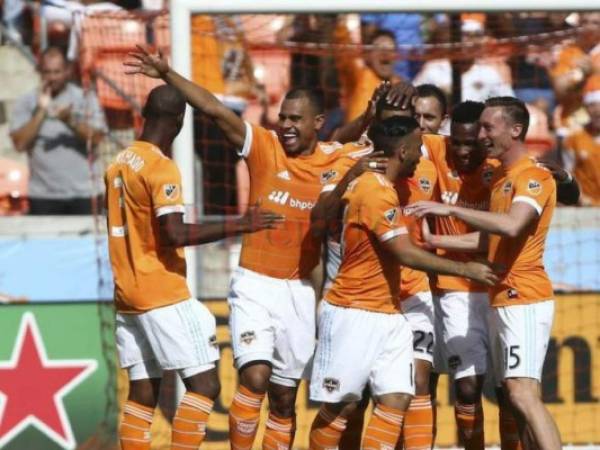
[502, 181, 513, 194]
[507, 288, 519, 299]
[320, 169, 338, 184]
[482, 168, 494, 185]
[418, 177, 432, 193]
[323, 378, 340, 392]
[163, 184, 179, 200]
[384, 207, 399, 225]
[240, 331, 256, 345]
[209, 335, 218, 348]
[527, 179, 542, 196]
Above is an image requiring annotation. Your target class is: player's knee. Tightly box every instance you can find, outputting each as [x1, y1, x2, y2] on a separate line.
[376, 392, 413, 411]
[504, 380, 539, 415]
[415, 371, 431, 395]
[128, 378, 161, 408]
[183, 368, 221, 400]
[268, 389, 297, 418]
[455, 376, 481, 405]
[239, 363, 271, 394]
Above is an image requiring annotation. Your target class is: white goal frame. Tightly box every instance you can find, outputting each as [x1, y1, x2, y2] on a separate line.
[169, 0, 590, 295]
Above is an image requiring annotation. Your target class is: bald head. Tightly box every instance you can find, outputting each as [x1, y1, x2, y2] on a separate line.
[143, 85, 186, 120]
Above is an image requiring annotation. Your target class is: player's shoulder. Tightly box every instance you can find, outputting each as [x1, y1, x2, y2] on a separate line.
[352, 172, 396, 200]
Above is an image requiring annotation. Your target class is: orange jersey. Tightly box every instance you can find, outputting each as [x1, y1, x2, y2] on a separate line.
[326, 172, 409, 314]
[488, 156, 556, 307]
[564, 128, 600, 205]
[395, 158, 438, 299]
[105, 141, 190, 313]
[424, 134, 499, 292]
[239, 123, 370, 279]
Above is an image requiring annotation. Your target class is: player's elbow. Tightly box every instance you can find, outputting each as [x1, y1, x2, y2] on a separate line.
[159, 224, 184, 248]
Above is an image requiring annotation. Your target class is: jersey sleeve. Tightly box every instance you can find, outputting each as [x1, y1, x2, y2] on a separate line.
[512, 167, 555, 216]
[237, 122, 275, 172]
[358, 181, 409, 242]
[148, 160, 186, 217]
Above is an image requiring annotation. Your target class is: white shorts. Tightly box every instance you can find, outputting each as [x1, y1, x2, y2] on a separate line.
[228, 267, 316, 384]
[401, 291, 435, 364]
[489, 300, 554, 383]
[310, 301, 415, 403]
[116, 298, 219, 380]
[436, 291, 490, 379]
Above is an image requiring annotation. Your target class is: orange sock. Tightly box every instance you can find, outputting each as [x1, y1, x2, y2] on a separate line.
[455, 403, 484, 450]
[120, 400, 153, 450]
[362, 404, 405, 450]
[229, 385, 265, 450]
[171, 392, 213, 449]
[262, 413, 295, 450]
[499, 405, 523, 450]
[401, 395, 433, 450]
[309, 406, 348, 450]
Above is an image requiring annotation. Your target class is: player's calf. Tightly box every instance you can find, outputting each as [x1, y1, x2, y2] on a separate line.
[263, 382, 300, 450]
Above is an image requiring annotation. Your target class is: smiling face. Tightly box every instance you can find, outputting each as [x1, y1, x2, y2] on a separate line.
[478, 106, 515, 159]
[276, 97, 323, 155]
[414, 96, 446, 134]
[450, 122, 486, 174]
[365, 34, 396, 80]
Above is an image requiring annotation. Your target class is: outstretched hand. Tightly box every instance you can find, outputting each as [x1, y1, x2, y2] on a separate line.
[463, 261, 499, 287]
[237, 203, 285, 233]
[348, 151, 388, 179]
[124, 45, 170, 79]
[406, 200, 454, 219]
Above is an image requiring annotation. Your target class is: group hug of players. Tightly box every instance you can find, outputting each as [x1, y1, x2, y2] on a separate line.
[106, 46, 580, 450]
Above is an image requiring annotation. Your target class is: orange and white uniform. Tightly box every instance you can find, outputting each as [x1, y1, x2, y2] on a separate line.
[310, 172, 415, 402]
[487, 156, 556, 382]
[396, 158, 438, 364]
[228, 122, 370, 383]
[105, 141, 218, 380]
[423, 134, 497, 378]
[564, 128, 600, 206]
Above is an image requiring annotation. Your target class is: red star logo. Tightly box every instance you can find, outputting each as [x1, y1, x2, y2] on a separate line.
[0, 313, 97, 449]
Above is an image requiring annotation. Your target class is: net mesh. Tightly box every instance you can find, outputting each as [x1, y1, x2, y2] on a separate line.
[70, 10, 600, 449]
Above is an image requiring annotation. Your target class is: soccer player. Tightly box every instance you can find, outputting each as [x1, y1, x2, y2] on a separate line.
[411, 96, 564, 450]
[105, 85, 281, 450]
[124, 46, 382, 450]
[308, 116, 498, 450]
[313, 84, 441, 450]
[414, 83, 449, 134]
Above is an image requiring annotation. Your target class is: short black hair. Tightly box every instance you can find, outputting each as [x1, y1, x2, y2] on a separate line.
[142, 85, 186, 119]
[451, 100, 485, 124]
[367, 28, 397, 46]
[367, 116, 420, 157]
[416, 84, 448, 115]
[484, 96, 530, 141]
[284, 87, 324, 114]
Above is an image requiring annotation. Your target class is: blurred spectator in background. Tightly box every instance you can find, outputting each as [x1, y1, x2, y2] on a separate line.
[2, 0, 33, 45]
[361, 13, 423, 80]
[563, 74, 600, 206]
[549, 12, 600, 134]
[337, 27, 400, 122]
[9, 46, 106, 215]
[414, 14, 514, 102]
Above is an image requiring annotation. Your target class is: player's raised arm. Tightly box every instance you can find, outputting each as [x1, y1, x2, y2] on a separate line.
[125, 45, 247, 148]
[382, 233, 498, 286]
[158, 204, 283, 248]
